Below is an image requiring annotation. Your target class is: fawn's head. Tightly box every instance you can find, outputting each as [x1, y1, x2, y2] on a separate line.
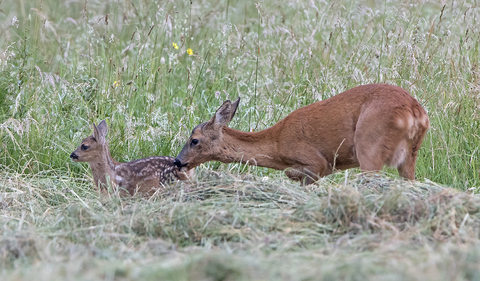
[70, 120, 108, 163]
[174, 98, 240, 170]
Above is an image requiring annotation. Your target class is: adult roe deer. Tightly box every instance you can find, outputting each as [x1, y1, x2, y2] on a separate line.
[70, 120, 194, 196]
[174, 84, 429, 185]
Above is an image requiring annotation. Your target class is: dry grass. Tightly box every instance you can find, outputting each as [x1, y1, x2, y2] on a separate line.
[2, 169, 480, 280]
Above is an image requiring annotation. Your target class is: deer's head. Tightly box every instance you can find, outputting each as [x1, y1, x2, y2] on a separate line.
[174, 98, 240, 170]
[70, 120, 108, 163]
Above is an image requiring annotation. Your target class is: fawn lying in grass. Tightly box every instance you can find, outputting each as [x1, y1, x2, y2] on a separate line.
[70, 120, 193, 196]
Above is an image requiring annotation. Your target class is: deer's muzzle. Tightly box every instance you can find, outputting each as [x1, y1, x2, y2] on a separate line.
[174, 158, 188, 168]
[70, 152, 79, 160]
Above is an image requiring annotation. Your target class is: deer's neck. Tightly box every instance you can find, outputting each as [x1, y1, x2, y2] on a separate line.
[221, 126, 287, 170]
[89, 145, 119, 189]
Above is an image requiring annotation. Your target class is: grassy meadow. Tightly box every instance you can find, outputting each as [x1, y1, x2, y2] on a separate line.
[1, 0, 480, 279]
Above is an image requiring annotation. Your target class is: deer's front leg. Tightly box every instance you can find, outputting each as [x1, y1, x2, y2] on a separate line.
[282, 151, 332, 186]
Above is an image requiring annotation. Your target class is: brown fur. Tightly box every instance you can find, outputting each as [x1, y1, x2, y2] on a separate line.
[175, 84, 429, 185]
[70, 120, 194, 196]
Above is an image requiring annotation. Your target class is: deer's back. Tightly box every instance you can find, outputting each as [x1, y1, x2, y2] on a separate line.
[275, 84, 428, 168]
[115, 156, 179, 195]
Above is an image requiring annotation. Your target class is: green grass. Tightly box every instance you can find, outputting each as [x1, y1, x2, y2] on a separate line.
[1, 0, 480, 279]
[0, 0, 478, 188]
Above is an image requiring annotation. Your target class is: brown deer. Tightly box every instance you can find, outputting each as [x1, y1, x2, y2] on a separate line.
[174, 84, 429, 185]
[70, 120, 194, 196]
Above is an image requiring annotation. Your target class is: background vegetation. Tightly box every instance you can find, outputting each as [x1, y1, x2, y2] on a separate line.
[0, 0, 479, 279]
[0, 0, 479, 188]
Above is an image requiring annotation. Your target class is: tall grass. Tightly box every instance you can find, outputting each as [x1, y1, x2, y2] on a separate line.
[0, 0, 479, 189]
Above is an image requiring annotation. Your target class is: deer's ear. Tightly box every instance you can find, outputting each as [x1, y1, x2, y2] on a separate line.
[206, 97, 240, 130]
[93, 123, 100, 141]
[93, 120, 108, 144]
[230, 97, 240, 120]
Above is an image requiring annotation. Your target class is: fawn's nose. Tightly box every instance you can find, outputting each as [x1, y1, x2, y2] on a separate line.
[70, 152, 79, 160]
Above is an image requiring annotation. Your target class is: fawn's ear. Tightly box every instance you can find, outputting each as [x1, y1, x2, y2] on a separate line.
[206, 97, 240, 130]
[93, 120, 108, 144]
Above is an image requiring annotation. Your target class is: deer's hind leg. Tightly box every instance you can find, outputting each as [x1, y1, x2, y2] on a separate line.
[397, 121, 428, 180]
[397, 148, 416, 180]
[354, 107, 409, 174]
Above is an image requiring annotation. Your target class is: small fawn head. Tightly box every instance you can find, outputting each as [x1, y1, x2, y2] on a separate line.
[174, 98, 240, 170]
[70, 120, 108, 163]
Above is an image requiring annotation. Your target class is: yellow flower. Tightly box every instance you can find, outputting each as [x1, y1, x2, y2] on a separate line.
[113, 80, 119, 88]
[187, 48, 193, 55]
[172, 42, 179, 49]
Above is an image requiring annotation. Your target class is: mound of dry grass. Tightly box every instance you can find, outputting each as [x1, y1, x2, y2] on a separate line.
[1, 170, 480, 280]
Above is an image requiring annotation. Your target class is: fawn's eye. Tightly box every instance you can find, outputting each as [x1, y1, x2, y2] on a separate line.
[81, 144, 89, 151]
[191, 139, 199, 146]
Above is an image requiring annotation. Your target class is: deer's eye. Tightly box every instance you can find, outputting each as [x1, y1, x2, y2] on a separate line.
[191, 139, 199, 146]
[81, 144, 89, 151]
